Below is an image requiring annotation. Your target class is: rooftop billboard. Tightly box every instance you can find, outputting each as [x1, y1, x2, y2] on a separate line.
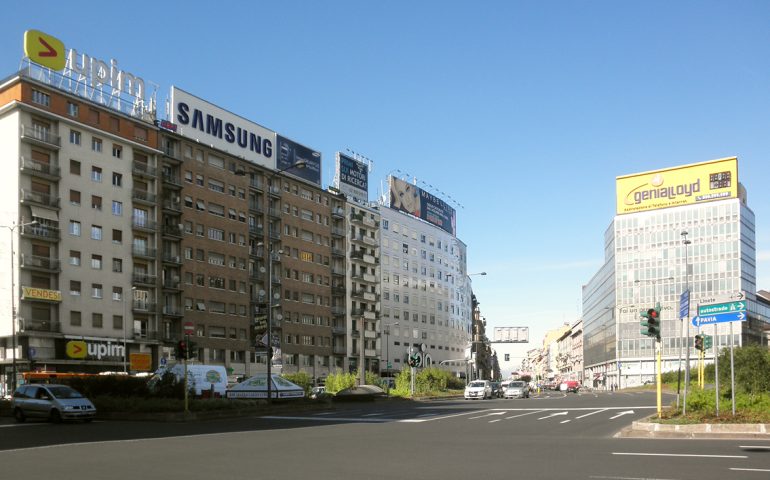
[616, 157, 738, 215]
[388, 176, 456, 236]
[335, 153, 369, 201]
[493, 327, 529, 343]
[171, 86, 276, 169]
[276, 135, 321, 186]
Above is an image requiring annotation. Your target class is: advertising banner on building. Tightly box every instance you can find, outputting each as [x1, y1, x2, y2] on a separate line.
[335, 153, 368, 200]
[171, 86, 277, 169]
[616, 157, 738, 215]
[389, 176, 457, 236]
[276, 135, 321, 186]
[493, 327, 530, 343]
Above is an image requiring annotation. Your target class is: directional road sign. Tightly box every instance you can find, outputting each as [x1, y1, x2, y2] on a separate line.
[692, 310, 747, 327]
[679, 290, 690, 319]
[698, 301, 746, 316]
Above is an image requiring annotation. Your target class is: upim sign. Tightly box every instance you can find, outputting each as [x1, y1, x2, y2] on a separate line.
[66, 340, 125, 360]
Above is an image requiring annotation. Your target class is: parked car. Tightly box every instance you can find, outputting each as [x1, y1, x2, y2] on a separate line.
[560, 380, 580, 393]
[503, 381, 530, 399]
[464, 380, 492, 400]
[11, 384, 96, 423]
[490, 381, 503, 398]
[309, 386, 327, 400]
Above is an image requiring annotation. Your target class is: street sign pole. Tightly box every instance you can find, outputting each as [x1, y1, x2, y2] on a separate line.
[714, 323, 719, 417]
[730, 321, 735, 416]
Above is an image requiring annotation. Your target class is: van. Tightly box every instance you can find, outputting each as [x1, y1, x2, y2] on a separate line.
[151, 364, 228, 397]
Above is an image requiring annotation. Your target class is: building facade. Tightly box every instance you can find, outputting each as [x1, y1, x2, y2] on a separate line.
[582, 158, 770, 388]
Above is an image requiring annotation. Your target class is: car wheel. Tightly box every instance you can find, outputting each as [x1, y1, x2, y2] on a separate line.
[13, 408, 26, 423]
[49, 409, 62, 424]
[84, 418, 93, 423]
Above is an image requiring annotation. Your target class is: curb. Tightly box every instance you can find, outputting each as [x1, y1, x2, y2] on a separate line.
[617, 417, 770, 439]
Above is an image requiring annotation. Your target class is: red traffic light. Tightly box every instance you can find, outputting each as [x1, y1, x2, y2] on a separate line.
[647, 308, 658, 319]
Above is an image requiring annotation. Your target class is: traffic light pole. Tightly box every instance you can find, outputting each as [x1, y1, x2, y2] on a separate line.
[656, 339, 662, 419]
[183, 334, 190, 415]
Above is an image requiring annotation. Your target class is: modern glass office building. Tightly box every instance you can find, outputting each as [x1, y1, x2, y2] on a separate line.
[582, 157, 770, 388]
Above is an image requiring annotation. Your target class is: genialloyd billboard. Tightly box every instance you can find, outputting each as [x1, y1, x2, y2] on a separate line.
[615, 157, 738, 215]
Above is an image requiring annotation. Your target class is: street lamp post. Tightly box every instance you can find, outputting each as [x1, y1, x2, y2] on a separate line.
[681, 231, 692, 414]
[123, 286, 136, 374]
[3, 220, 37, 394]
[383, 322, 398, 374]
[248, 159, 307, 402]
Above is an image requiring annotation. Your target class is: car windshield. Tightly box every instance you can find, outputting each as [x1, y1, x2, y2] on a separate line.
[469, 381, 486, 388]
[46, 386, 83, 399]
[511, 382, 525, 387]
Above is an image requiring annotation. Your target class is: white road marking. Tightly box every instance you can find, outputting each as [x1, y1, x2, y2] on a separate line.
[575, 408, 608, 419]
[504, 410, 545, 420]
[609, 410, 635, 420]
[312, 412, 336, 416]
[0, 423, 47, 428]
[362, 413, 384, 417]
[560, 419, 571, 423]
[589, 476, 679, 480]
[729, 468, 770, 472]
[613, 452, 747, 459]
[739, 445, 770, 449]
[469, 411, 505, 420]
[538, 411, 568, 420]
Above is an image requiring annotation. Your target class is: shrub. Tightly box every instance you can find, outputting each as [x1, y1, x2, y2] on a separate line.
[281, 371, 312, 393]
[324, 369, 358, 394]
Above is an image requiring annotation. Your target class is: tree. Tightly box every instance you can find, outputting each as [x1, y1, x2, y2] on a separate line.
[717, 345, 770, 397]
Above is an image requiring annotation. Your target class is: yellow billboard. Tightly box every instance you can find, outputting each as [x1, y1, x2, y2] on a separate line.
[616, 157, 738, 215]
[21, 286, 62, 302]
[24, 30, 66, 71]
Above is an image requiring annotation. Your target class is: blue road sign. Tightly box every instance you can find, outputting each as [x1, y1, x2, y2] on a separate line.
[692, 310, 747, 327]
[679, 290, 690, 319]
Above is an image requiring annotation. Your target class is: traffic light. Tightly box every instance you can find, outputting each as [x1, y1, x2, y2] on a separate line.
[703, 335, 712, 350]
[177, 340, 188, 360]
[694, 334, 703, 351]
[640, 303, 661, 340]
[187, 341, 197, 359]
[408, 353, 422, 368]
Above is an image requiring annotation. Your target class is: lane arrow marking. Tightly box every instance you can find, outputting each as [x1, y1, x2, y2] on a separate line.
[609, 410, 634, 420]
[538, 411, 568, 420]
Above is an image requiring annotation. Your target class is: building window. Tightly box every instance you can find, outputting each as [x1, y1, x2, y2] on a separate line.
[112, 229, 122, 244]
[91, 225, 102, 240]
[112, 144, 122, 158]
[70, 130, 81, 145]
[113, 315, 123, 330]
[70, 281, 81, 296]
[112, 201, 123, 216]
[91, 195, 102, 211]
[91, 254, 102, 270]
[88, 108, 100, 124]
[69, 190, 81, 206]
[92, 284, 103, 299]
[69, 250, 81, 266]
[70, 311, 82, 326]
[91, 166, 103, 182]
[112, 172, 123, 187]
[110, 116, 120, 132]
[134, 125, 148, 142]
[112, 258, 123, 273]
[67, 102, 79, 117]
[69, 221, 81, 236]
[92, 313, 103, 328]
[31, 90, 50, 107]
[69, 159, 81, 175]
[92, 137, 103, 152]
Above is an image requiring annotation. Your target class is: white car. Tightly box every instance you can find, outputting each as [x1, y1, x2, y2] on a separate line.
[464, 380, 492, 400]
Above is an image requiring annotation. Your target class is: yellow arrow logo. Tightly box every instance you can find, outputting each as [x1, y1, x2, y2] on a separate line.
[24, 29, 66, 71]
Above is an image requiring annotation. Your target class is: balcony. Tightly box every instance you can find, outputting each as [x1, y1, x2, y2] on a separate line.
[20, 124, 60, 148]
[332, 285, 345, 295]
[350, 212, 364, 224]
[20, 254, 60, 272]
[162, 145, 181, 162]
[20, 156, 60, 180]
[162, 224, 183, 238]
[132, 161, 157, 178]
[363, 291, 377, 302]
[362, 273, 377, 283]
[331, 306, 346, 317]
[332, 325, 346, 335]
[363, 310, 377, 320]
[248, 224, 264, 237]
[248, 202, 264, 214]
[268, 207, 281, 218]
[162, 199, 182, 213]
[162, 279, 182, 290]
[331, 208, 344, 219]
[162, 306, 184, 318]
[20, 189, 60, 209]
[162, 253, 182, 265]
[365, 349, 377, 358]
[363, 216, 377, 228]
[333, 345, 347, 355]
[249, 247, 265, 259]
[249, 271, 265, 282]
[131, 301, 157, 313]
[161, 173, 182, 188]
[20, 319, 61, 333]
[21, 224, 59, 242]
[132, 189, 157, 205]
[270, 276, 281, 285]
[132, 273, 157, 286]
[352, 289, 366, 299]
[331, 248, 344, 258]
[132, 217, 157, 231]
[267, 185, 281, 197]
[132, 246, 157, 258]
[268, 229, 280, 241]
[364, 329, 377, 338]
[331, 227, 345, 238]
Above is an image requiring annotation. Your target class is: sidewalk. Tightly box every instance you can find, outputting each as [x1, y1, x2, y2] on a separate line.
[617, 416, 770, 440]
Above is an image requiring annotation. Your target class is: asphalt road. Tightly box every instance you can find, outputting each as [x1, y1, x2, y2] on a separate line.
[1, 389, 768, 479]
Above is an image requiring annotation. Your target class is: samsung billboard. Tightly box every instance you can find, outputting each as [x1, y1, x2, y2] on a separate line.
[171, 86, 276, 169]
[335, 153, 369, 200]
[389, 176, 456, 236]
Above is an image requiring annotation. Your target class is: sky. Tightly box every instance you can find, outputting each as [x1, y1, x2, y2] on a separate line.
[4, 1, 770, 346]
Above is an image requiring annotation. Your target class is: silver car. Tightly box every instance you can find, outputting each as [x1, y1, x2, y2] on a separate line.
[503, 380, 530, 399]
[11, 384, 96, 423]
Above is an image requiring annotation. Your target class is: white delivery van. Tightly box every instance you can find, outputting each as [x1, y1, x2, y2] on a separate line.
[152, 364, 228, 397]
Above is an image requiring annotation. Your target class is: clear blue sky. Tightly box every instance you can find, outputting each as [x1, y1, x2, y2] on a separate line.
[4, 1, 769, 344]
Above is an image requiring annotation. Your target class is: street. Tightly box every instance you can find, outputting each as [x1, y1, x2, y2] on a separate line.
[1, 390, 768, 479]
